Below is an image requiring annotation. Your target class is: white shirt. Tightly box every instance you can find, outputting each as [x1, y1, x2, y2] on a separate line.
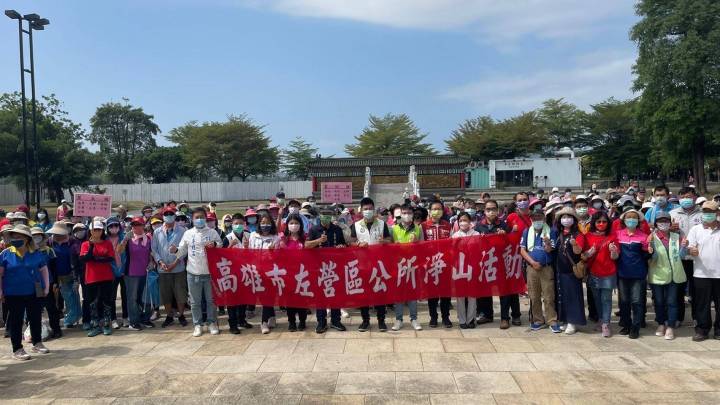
[687, 223, 720, 279]
[670, 206, 703, 260]
[248, 232, 280, 250]
[226, 231, 249, 249]
[175, 226, 222, 275]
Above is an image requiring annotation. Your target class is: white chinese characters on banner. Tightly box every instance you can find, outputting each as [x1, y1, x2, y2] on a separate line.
[266, 264, 288, 296]
[502, 245, 524, 279]
[370, 260, 391, 293]
[451, 252, 473, 281]
[344, 259, 364, 295]
[216, 257, 238, 293]
[294, 264, 314, 297]
[397, 256, 418, 289]
[479, 247, 498, 282]
[318, 261, 340, 298]
[424, 253, 447, 286]
[240, 264, 265, 293]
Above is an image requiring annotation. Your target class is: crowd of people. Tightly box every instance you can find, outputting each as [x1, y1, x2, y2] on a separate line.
[1, 183, 719, 361]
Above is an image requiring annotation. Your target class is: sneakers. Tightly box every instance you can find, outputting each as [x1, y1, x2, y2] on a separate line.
[122, 318, 129, 327]
[392, 320, 403, 331]
[475, 315, 493, 325]
[209, 323, 220, 335]
[261, 322, 270, 334]
[655, 325, 666, 337]
[565, 323, 577, 335]
[268, 317, 276, 328]
[288, 322, 298, 332]
[193, 325, 203, 337]
[601, 323, 611, 338]
[111, 320, 120, 330]
[87, 327, 102, 337]
[466, 320, 475, 329]
[358, 321, 370, 332]
[127, 324, 142, 331]
[142, 321, 156, 329]
[341, 309, 350, 318]
[442, 318, 453, 328]
[619, 327, 630, 336]
[103, 326, 112, 336]
[664, 327, 675, 340]
[378, 320, 388, 332]
[161, 316, 174, 328]
[511, 317, 522, 326]
[411, 320, 422, 331]
[550, 324, 562, 333]
[629, 327, 640, 339]
[298, 321, 306, 331]
[530, 322, 545, 331]
[228, 327, 241, 335]
[692, 333, 708, 342]
[460, 323, 468, 330]
[31, 343, 50, 354]
[246, 310, 256, 319]
[500, 320, 510, 330]
[316, 322, 328, 334]
[82, 322, 92, 331]
[178, 315, 188, 327]
[330, 321, 347, 332]
[150, 310, 159, 321]
[429, 318, 438, 328]
[238, 321, 253, 330]
[12, 348, 31, 361]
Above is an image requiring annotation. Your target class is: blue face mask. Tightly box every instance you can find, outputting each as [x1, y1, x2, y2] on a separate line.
[532, 220, 544, 230]
[702, 213, 716, 224]
[163, 215, 176, 224]
[516, 201, 529, 210]
[10, 239, 25, 248]
[679, 198, 694, 209]
[465, 208, 477, 217]
[193, 218, 206, 229]
[624, 218, 639, 229]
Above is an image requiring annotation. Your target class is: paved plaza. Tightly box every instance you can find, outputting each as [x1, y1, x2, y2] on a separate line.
[1, 297, 719, 405]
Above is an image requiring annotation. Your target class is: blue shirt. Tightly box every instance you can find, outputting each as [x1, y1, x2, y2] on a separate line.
[152, 224, 186, 274]
[645, 203, 678, 224]
[51, 242, 73, 278]
[520, 227, 558, 266]
[0, 248, 47, 296]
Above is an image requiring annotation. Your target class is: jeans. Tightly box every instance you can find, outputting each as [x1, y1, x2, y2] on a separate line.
[588, 274, 616, 325]
[111, 276, 128, 321]
[394, 301, 418, 321]
[187, 274, 216, 326]
[500, 294, 521, 321]
[618, 277, 646, 329]
[456, 297, 477, 325]
[5, 295, 42, 352]
[124, 275, 151, 326]
[527, 265, 557, 325]
[316, 309, 341, 325]
[58, 276, 82, 327]
[694, 277, 720, 336]
[650, 282, 679, 327]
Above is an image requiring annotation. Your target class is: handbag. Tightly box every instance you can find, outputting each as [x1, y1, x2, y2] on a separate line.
[562, 233, 586, 280]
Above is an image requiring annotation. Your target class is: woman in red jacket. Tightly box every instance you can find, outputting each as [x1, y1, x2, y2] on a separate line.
[79, 220, 116, 337]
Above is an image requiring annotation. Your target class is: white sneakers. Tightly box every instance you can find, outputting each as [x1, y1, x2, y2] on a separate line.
[411, 320, 422, 331]
[111, 320, 120, 330]
[341, 309, 350, 318]
[564, 323, 577, 335]
[268, 317, 276, 328]
[192, 325, 203, 337]
[30, 343, 50, 354]
[656, 325, 666, 337]
[261, 322, 270, 334]
[13, 348, 31, 361]
[209, 322, 220, 335]
[392, 320, 403, 331]
[664, 327, 675, 340]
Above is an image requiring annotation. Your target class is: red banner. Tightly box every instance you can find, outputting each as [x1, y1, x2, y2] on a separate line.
[206, 233, 527, 308]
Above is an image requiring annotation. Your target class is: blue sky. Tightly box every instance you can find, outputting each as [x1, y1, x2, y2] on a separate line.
[1, 0, 638, 156]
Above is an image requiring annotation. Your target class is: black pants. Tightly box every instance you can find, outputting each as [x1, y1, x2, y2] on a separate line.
[43, 287, 62, 333]
[5, 295, 42, 352]
[261, 306, 276, 323]
[500, 294, 521, 320]
[227, 305, 246, 329]
[694, 277, 720, 336]
[287, 308, 307, 325]
[679, 260, 696, 323]
[317, 309, 341, 325]
[111, 276, 128, 321]
[586, 282, 598, 321]
[476, 297, 494, 319]
[428, 297, 451, 320]
[86, 281, 114, 327]
[360, 306, 386, 322]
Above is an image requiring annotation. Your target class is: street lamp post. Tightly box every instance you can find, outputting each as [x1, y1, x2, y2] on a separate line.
[5, 10, 49, 210]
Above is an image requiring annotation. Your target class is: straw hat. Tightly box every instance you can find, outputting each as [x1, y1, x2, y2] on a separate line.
[554, 207, 578, 221]
[9, 224, 32, 238]
[47, 223, 69, 236]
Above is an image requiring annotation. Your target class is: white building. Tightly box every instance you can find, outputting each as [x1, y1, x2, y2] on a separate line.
[488, 157, 582, 189]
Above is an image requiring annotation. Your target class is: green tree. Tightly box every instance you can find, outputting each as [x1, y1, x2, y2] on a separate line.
[631, 0, 720, 193]
[536, 98, 589, 149]
[132, 146, 189, 183]
[345, 114, 436, 157]
[446, 112, 550, 160]
[583, 98, 650, 185]
[282, 137, 318, 180]
[174, 115, 280, 181]
[0, 93, 101, 202]
[88, 99, 160, 183]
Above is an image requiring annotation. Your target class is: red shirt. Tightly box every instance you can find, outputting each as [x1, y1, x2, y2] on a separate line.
[576, 232, 618, 277]
[506, 212, 532, 234]
[80, 239, 115, 284]
[421, 219, 452, 241]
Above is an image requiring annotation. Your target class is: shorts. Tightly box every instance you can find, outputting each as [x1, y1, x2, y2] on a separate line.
[159, 271, 188, 304]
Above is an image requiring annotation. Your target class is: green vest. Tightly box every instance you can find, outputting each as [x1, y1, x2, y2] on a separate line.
[392, 224, 421, 243]
[648, 232, 686, 285]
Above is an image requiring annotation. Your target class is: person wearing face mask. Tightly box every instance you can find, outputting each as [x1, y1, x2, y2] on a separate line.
[279, 214, 309, 332]
[31, 227, 63, 338]
[116, 217, 155, 331]
[169, 207, 222, 337]
[48, 223, 82, 330]
[390, 204, 424, 331]
[248, 213, 282, 334]
[280, 199, 310, 234]
[647, 212, 686, 340]
[589, 195, 606, 216]
[615, 209, 650, 339]
[574, 196, 591, 234]
[141, 206, 154, 221]
[223, 213, 253, 334]
[506, 192, 532, 234]
[69, 222, 92, 330]
[645, 185, 676, 224]
[153, 208, 188, 329]
[576, 211, 619, 338]
[670, 187, 703, 325]
[243, 208, 258, 233]
[422, 200, 454, 328]
[34, 209, 51, 232]
[0, 225, 52, 360]
[79, 220, 117, 337]
[686, 200, 720, 342]
[520, 201, 560, 332]
[351, 197, 391, 332]
[553, 208, 586, 335]
[105, 217, 129, 330]
[451, 212, 480, 329]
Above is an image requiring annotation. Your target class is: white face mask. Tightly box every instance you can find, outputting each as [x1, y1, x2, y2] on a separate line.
[288, 223, 301, 233]
[363, 210, 374, 221]
[401, 214, 413, 224]
[656, 222, 670, 232]
[560, 217, 574, 228]
[459, 221, 471, 231]
[37, 213, 46, 220]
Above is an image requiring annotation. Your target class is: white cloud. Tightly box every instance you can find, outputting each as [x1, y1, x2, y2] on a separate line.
[239, 0, 634, 42]
[441, 50, 636, 112]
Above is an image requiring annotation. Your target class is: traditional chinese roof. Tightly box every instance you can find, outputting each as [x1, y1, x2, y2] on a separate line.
[308, 155, 470, 177]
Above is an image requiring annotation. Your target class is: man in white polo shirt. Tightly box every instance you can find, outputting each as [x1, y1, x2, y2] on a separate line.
[687, 200, 720, 342]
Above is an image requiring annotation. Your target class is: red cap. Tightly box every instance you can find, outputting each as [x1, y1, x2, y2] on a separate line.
[162, 207, 176, 215]
[206, 212, 217, 221]
[269, 203, 280, 211]
[130, 216, 145, 226]
[16, 204, 29, 213]
[244, 208, 257, 217]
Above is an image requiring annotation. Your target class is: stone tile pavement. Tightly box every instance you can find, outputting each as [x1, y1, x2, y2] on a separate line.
[1, 298, 719, 404]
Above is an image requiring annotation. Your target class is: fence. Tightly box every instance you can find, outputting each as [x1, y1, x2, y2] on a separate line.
[0, 184, 53, 206]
